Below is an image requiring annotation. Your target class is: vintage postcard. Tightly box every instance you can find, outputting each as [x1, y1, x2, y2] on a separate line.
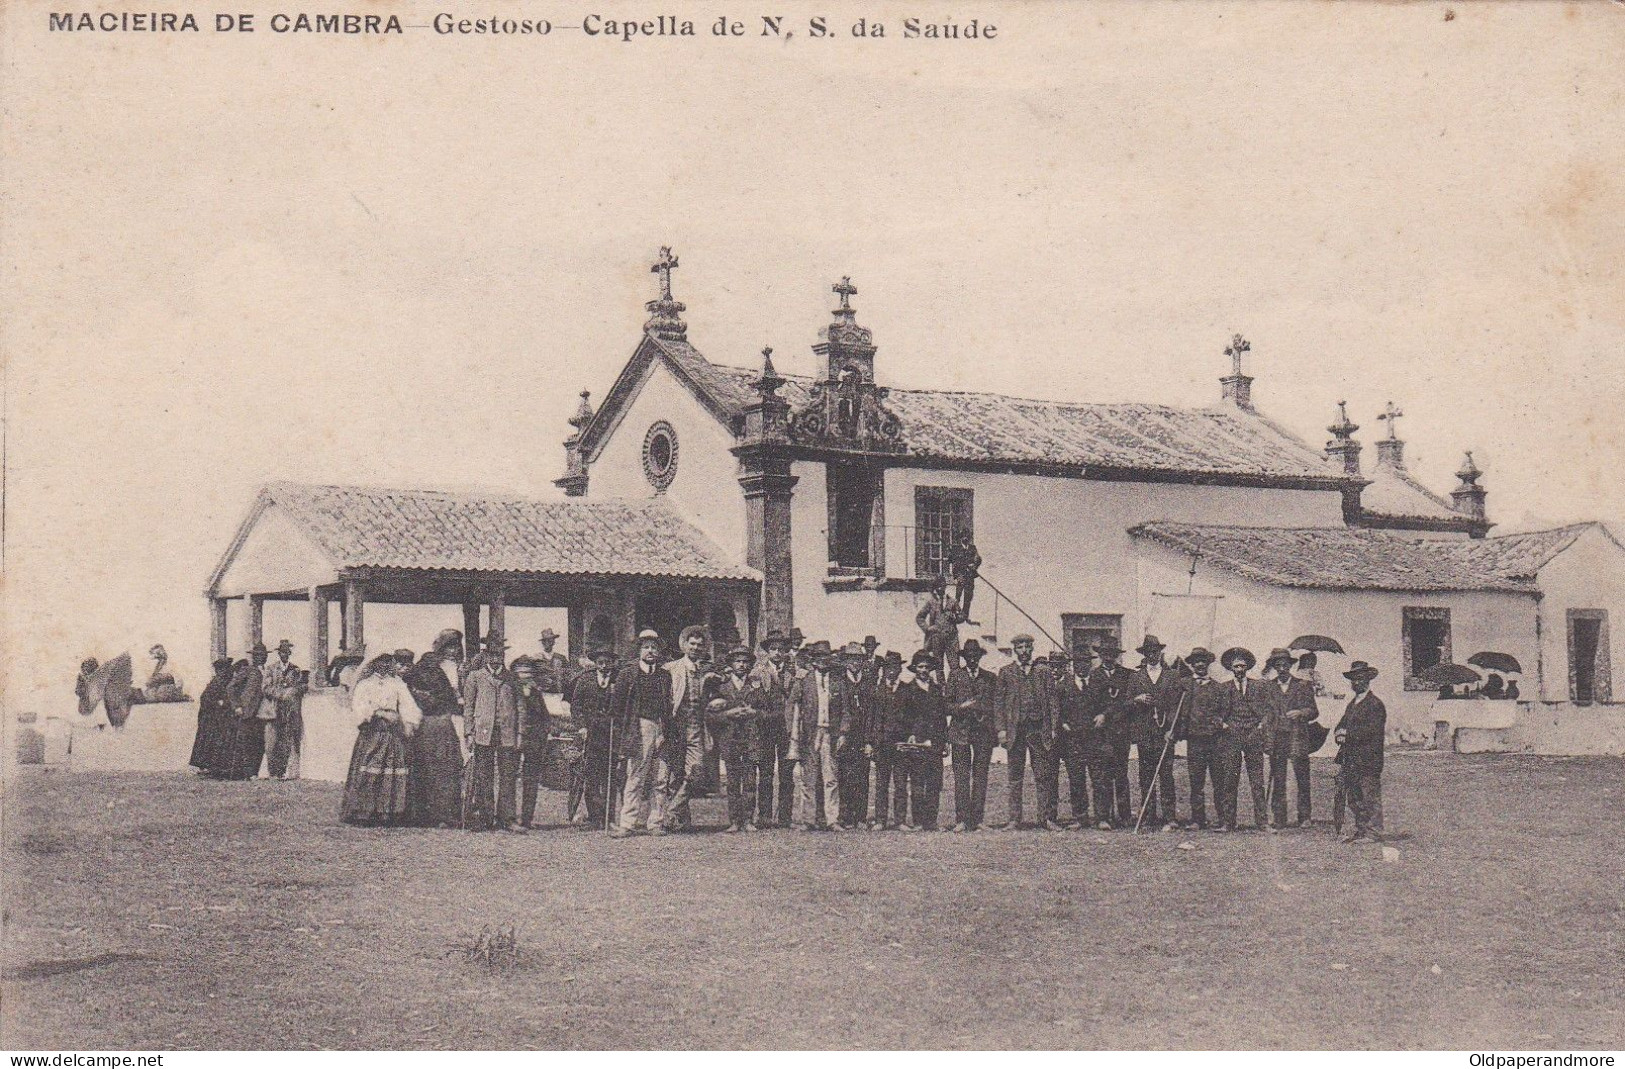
[2, 0, 1622, 1055]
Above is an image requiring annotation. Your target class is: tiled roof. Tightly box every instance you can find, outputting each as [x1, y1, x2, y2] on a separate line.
[254, 482, 758, 581]
[1457, 523, 1615, 581]
[1130, 521, 1538, 594]
[702, 362, 1342, 481]
[1360, 466, 1464, 522]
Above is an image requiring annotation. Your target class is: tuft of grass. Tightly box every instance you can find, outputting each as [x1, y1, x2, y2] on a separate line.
[450, 924, 521, 972]
[19, 832, 70, 856]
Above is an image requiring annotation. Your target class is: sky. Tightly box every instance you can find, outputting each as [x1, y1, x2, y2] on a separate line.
[3, 0, 1622, 711]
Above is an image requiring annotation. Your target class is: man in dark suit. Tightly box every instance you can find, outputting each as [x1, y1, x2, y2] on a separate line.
[995, 634, 1061, 831]
[1085, 640, 1137, 828]
[610, 630, 676, 838]
[900, 649, 948, 831]
[1217, 647, 1270, 831]
[864, 652, 910, 829]
[1127, 635, 1185, 829]
[790, 641, 860, 830]
[1053, 652, 1105, 827]
[945, 639, 997, 831]
[835, 642, 875, 829]
[567, 647, 620, 829]
[1334, 660, 1387, 843]
[1264, 648, 1320, 829]
[226, 644, 267, 780]
[1181, 648, 1225, 830]
[748, 629, 797, 828]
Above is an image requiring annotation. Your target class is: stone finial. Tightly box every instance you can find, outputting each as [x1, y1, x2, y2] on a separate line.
[815, 274, 876, 382]
[1220, 333, 1255, 411]
[643, 246, 688, 340]
[568, 390, 595, 429]
[754, 346, 784, 400]
[1324, 400, 1363, 475]
[1452, 450, 1487, 520]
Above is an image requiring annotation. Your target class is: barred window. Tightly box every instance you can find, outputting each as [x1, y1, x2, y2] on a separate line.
[1402, 606, 1451, 691]
[914, 486, 973, 579]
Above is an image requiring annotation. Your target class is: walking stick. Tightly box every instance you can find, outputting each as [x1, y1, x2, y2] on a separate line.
[604, 718, 616, 832]
[1133, 691, 1186, 834]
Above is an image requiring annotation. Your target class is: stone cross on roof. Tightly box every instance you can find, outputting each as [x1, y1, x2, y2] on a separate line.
[1224, 333, 1251, 378]
[833, 276, 857, 311]
[1377, 401, 1405, 440]
[651, 246, 679, 301]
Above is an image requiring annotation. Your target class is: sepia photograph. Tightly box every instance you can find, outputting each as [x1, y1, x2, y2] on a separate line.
[2, 0, 1622, 1055]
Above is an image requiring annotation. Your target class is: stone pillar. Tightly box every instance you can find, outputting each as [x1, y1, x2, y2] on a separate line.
[488, 592, 507, 646]
[740, 466, 798, 634]
[343, 579, 366, 655]
[308, 587, 329, 683]
[209, 598, 229, 661]
[248, 595, 265, 648]
[463, 603, 482, 648]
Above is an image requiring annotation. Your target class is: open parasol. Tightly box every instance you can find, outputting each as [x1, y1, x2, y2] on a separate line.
[1467, 651, 1522, 675]
[1417, 662, 1483, 687]
[1289, 635, 1345, 655]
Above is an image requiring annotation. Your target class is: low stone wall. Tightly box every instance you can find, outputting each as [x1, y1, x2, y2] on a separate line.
[1509, 701, 1625, 756]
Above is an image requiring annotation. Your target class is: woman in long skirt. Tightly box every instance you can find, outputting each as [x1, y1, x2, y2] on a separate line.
[402, 630, 468, 827]
[340, 655, 423, 826]
[189, 657, 236, 777]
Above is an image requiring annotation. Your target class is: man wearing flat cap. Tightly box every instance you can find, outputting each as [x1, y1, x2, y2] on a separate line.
[945, 639, 997, 831]
[995, 634, 1061, 830]
[1179, 648, 1226, 830]
[1216, 646, 1270, 832]
[1264, 648, 1320, 829]
[1333, 661, 1386, 842]
[749, 629, 797, 828]
[612, 630, 676, 837]
[1127, 635, 1185, 829]
[1085, 639, 1137, 828]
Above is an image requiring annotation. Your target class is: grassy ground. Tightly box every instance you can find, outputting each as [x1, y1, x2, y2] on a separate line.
[2, 754, 1622, 1050]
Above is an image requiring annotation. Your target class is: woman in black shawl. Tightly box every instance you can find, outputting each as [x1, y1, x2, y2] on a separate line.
[189, 657, 236, 777]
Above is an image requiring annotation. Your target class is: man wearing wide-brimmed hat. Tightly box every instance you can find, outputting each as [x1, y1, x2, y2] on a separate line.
[835, 642, 877, 828]
[1084, 639, 1136, 828]
[612, 629, 675, 837]
[789, 640, 858, 830]
[1216, 646, 1269, 832]
[1333, 661, 1386, 843]
[709, 645, 765, 832]
[264, 639, 306, 780]
[749, 629, 797, 828]
[899, 649, 949, 831]
[995, 634, 1061, 830]
[864, 651, 909, 829]
[535, 627, 571, 695]
[1180, 648, 1225, 830]
[463, 636, 525, 832]
[945, 639, 997, 831]
[1263, 648, 1320, 829]
[1054, 650, 1107, 828]
[1127, 635, 1184, 829]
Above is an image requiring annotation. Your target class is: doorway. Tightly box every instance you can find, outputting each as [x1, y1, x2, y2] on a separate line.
[1568, 609, 1611, 704]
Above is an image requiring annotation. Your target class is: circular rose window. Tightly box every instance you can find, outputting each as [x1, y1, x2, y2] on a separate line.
[642, 421, 679, 491]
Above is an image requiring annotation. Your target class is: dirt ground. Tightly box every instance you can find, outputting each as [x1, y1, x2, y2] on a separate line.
[2, 754, 1621, 1050]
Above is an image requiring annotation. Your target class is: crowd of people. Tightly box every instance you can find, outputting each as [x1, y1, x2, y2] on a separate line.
[277, 619, 1390, 845]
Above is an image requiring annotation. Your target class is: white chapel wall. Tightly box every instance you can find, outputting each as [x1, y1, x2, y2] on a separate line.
[587, 358, 747, 561]
[1531, 526, 1625, 703]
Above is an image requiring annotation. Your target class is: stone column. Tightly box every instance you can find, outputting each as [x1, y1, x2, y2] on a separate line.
[463, 603, 482, 648]
[740, 465, 798, 635]
[248, 595, 265, 648]
[209, 598, 229, 661]
[308, 587, 329, 683]
[488, 592, 507, 646]
[343, 579, 366, 655]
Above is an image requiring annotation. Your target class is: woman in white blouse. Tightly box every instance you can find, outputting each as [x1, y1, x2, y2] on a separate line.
[339, 654, 423, 826]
